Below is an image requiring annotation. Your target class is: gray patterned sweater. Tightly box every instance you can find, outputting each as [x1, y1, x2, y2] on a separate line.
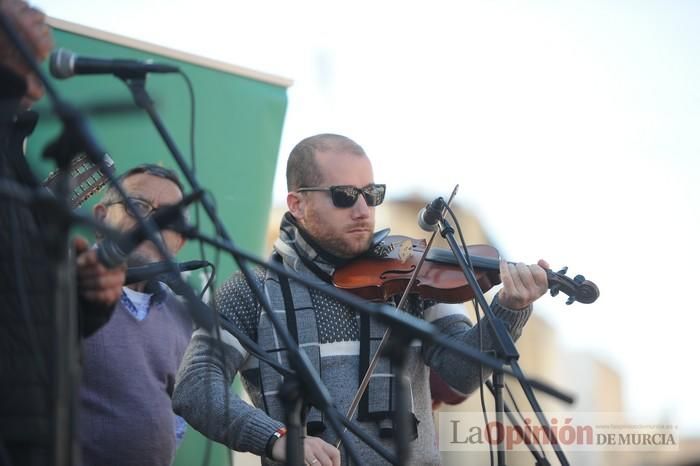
[173, 216, 532, 465]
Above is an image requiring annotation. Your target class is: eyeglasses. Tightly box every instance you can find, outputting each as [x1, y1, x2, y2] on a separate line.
[105, 197, 158, 218]
[296, 183, 386, 208]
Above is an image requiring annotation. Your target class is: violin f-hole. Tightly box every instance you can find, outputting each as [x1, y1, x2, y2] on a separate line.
[379, 265, 416, 280]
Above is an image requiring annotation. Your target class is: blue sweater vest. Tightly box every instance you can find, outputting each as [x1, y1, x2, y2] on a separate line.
[79, 288, 192, 466]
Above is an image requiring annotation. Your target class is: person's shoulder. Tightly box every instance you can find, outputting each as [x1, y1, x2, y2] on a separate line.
[220, 265, 267, 290]
[215, 265, 267, 312]
[214, 266, 267, 339]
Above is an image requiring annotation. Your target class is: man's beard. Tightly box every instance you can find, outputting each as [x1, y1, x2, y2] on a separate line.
[302, 212, 373, 259]
[313, 233, 372, 259]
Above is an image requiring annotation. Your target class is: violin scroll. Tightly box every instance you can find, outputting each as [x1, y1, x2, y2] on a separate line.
[547, 267, 599, 305]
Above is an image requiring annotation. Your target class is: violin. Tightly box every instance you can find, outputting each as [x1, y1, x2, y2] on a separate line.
[331, 230, 599, 449]
[332, 234, 599, 306]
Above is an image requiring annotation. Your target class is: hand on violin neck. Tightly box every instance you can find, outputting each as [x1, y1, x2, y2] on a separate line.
[497, 259, 550, 310]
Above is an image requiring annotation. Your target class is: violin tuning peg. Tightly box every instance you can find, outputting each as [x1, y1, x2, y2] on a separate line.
[566, 296, 576, 305]
[550, 285, 560, 297]
[557, 266, 569, 275]
[573, 274, 585, 284]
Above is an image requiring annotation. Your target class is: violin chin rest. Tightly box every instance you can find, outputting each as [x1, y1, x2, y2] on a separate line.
[371, 228, 391, 248]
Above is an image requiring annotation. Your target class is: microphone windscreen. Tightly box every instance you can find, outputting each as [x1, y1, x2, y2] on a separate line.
[49, 48, 74, 79]
[417, 207, 438, 232]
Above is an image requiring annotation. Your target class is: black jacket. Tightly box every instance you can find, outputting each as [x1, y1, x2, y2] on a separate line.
[0, 64, 113, 465]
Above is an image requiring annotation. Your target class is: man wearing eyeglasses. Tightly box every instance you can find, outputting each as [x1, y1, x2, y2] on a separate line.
[173, 134, 548, 465]
[79, 164, 194, 466]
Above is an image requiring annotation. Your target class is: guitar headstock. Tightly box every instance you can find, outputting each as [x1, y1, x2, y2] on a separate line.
[546, 266, 600, 305]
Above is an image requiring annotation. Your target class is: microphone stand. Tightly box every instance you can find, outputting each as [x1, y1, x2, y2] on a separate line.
[430, 201, 570, 466]
[485, 381, 550, 466]
[380, 328, 414, 465]
[112, 69, 575, 465]
[10, 39, 576, 463]
[114, 73, 372, 466]
[42, 124, 79, 466]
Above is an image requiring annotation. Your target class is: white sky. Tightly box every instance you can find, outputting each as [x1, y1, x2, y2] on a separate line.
[39, 0, 700, 434]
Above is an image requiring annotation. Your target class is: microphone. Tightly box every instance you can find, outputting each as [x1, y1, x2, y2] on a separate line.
[96, 190, 202, 268]
[417, 197, 445, 232]
[49, 48, 179, 80]
[125, 260, 209, 285]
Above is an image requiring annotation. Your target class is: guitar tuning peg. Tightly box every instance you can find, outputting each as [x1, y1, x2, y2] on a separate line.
[566, 296, 575, 305]
[573, 274, 585, 284]
[557, 266, 569, 275]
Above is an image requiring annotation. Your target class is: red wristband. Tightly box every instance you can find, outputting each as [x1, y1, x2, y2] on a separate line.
[265, 426, 287, 459]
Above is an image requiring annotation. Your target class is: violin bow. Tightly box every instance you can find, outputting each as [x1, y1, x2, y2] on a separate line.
[335, 184, 459, 449]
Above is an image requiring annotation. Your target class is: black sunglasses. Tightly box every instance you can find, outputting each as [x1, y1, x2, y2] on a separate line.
[296, 183, 386, 208]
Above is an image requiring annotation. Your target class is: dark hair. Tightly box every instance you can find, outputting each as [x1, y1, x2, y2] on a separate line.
[100, 163, 184, 205]
[286, 133, 366, 191]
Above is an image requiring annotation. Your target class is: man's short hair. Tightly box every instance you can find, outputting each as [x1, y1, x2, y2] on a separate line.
[100, 164, 184, 205]
[286, 133, 366, 191]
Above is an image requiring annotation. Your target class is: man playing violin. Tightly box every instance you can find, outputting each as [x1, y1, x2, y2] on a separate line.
[173, 133, 549, 465]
